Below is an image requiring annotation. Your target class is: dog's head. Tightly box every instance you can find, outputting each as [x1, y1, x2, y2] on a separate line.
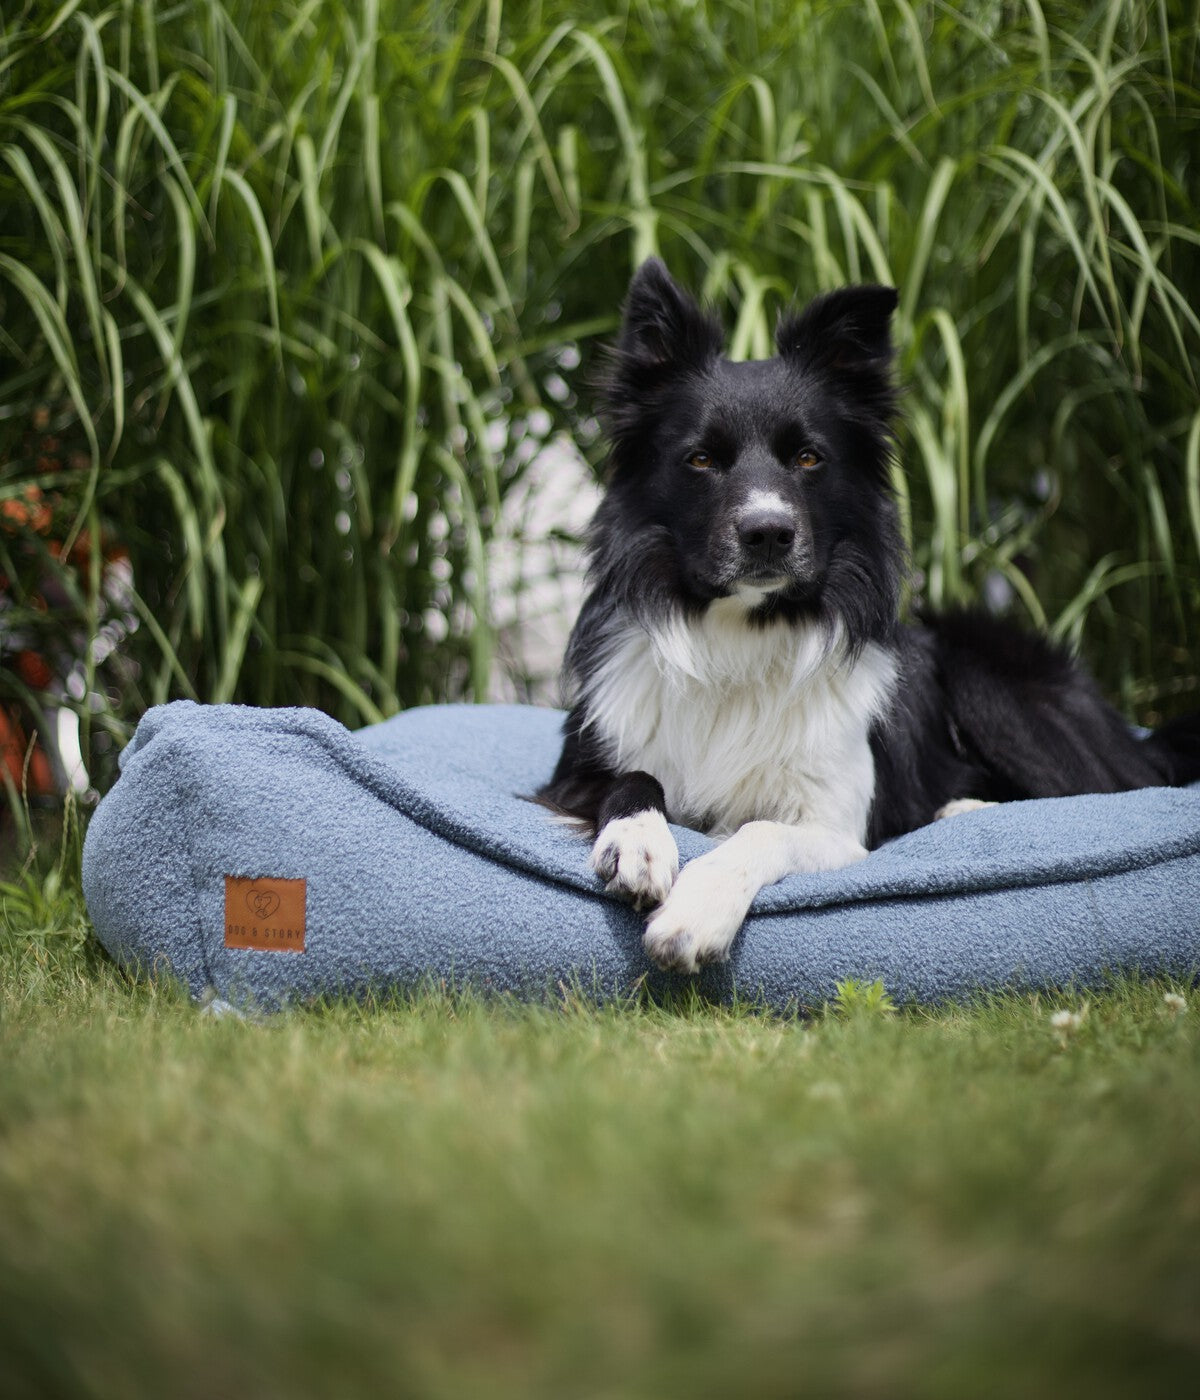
[591, 259, 903, 640]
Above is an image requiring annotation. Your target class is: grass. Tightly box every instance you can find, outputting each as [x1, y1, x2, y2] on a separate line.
[2, 862, 1199, 1397]
[1, 0, 1198, 797]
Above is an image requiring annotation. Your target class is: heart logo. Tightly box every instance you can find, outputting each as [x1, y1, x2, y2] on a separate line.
[246, 887, 281, 920]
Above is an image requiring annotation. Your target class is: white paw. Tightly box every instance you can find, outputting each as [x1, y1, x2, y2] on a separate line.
[642, 857, 749, 974]
[591, 811, 679, 909]
[935, 798, 999, 820]
[640, 820, 870, 975]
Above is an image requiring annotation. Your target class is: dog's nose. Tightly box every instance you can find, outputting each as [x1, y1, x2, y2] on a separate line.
[737, 508, 796, 562]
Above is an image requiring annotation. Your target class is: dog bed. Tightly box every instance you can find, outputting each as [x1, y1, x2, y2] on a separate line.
[81, 700, 1200, 1011]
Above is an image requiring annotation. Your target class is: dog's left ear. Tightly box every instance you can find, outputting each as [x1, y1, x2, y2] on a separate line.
[776, 285, 898, 371]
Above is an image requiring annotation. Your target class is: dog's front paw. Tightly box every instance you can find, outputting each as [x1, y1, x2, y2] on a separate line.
[642, 859, 748, 974]
[591, 811, 679, 910]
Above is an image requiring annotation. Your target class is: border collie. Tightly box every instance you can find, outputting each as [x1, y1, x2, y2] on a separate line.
[538, 258, 1199, 973]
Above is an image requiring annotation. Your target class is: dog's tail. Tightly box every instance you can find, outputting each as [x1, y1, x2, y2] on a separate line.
[1142, 712, 1200, 787]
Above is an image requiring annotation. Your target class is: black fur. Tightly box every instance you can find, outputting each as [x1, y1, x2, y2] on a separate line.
[539, 258, 1200, 842]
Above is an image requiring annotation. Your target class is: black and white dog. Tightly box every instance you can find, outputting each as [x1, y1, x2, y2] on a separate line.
[539, 258, 1199, 973]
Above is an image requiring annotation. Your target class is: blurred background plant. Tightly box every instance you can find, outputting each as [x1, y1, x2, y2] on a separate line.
[0, 0, 1196, 812]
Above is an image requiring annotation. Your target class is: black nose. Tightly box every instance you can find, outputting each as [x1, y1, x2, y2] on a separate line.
[738, 508, 796, 563]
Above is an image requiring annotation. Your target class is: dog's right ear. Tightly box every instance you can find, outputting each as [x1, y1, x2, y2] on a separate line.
[616, 258, 724, 374]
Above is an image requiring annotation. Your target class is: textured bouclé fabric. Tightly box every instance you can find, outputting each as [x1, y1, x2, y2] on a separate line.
[81, 701, 1200, 1010]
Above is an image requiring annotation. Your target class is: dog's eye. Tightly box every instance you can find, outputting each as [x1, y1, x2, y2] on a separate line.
[793, 448, 820, 470]
[687, 451, 714, 470]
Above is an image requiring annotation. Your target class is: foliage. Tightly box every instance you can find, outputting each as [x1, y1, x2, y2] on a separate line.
[830, 975, 899, 1018]
[0, 0, 1197, 795]
[0, 795, 100, 994]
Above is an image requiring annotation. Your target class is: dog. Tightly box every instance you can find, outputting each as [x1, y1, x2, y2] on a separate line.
[538, 258, 1200, 974]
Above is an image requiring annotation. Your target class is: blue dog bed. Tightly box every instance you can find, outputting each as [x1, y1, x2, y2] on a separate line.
[81, 700, 1200, 1010]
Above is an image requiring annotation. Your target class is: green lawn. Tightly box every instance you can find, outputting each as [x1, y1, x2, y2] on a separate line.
[2, 870, 1197, 1398]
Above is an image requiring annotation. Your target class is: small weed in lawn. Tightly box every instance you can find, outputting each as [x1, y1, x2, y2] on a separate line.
[829, 976, 899, 1019]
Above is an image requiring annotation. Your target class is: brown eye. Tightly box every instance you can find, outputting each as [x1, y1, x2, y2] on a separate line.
[687, 451, 714, 469]
[793, 448, 820, 470]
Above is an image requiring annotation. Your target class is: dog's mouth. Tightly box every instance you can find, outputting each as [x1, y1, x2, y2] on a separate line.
[685, 542, 821, 604]
[737, 569, 790, 588]
[732, 552, 819, 589]
[726, 568, 824, 614]
[732, 574, 789, 601]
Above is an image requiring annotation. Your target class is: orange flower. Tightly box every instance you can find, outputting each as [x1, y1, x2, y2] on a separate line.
[16, 650, 53, 689]
[0, 707, 54, 794]
[1, 499, 30, 530]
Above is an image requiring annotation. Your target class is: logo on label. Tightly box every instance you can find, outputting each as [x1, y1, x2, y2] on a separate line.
[246, 887, 280, 920]
[224, 876, 307, 953]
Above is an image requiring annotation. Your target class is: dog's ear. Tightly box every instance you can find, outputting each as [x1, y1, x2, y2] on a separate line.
[617, 258, 724, 372]
[600, 261, 724, 464]
[776, 285, 898, 372]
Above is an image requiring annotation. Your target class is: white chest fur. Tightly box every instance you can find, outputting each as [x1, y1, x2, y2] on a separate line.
[578, 599, 897, 839]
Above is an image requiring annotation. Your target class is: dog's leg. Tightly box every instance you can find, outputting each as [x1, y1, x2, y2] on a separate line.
[591, 772, 679, 910]
[643, 819, 866, 973]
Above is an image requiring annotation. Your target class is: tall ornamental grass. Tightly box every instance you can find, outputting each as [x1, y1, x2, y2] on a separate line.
[0, 0, 1196, 795]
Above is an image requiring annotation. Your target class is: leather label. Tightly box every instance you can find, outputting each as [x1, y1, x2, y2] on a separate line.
[224, 876, 307, 952]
